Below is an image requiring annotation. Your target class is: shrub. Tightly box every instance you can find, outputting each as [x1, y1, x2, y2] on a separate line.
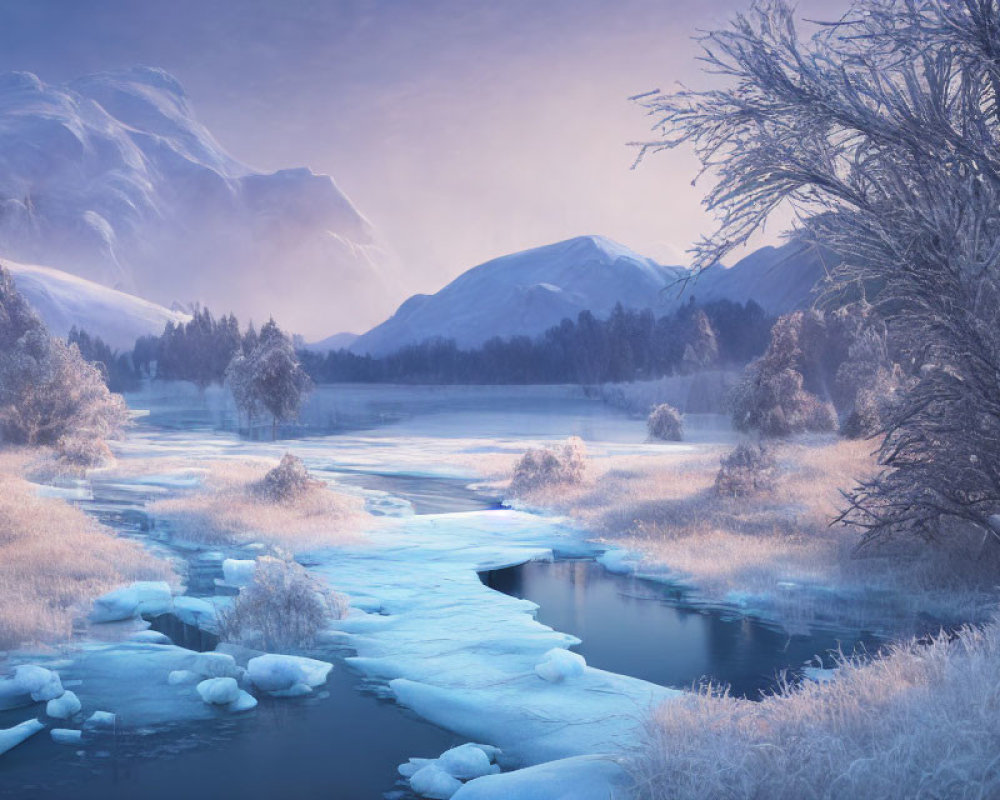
[217, 556, 348, 651]
[647, 404, 684, 441]
[0, 452, 173, 648]
[509, 437, 586, 497]
[714, 442, 777, 497]
[55, 435, 114, 468]
[252, 453, 317, 503]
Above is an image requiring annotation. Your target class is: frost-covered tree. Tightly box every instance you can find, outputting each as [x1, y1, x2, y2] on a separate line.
[680, 309, 719, 373]
[0, 265, 128, 461]
[635, 0, 1000, 553]
[226, 318, 312, 437]
[730, 311, 837, 437]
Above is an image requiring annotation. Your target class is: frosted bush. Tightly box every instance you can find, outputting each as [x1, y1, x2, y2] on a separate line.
[647, 404, 683, 441]
[714, 442, 777, 497]
[217, 556, 348, 651]
[55, 435, 113, 468]
[631, 621, 1000, 800]
[508, 437, 586, 497]
[251, 452, 317, 503]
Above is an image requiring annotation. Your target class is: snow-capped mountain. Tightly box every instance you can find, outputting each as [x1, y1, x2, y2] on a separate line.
[7, 260, 187, 351]
[350, 235, 828, 356]
[0, 67, 392, 339]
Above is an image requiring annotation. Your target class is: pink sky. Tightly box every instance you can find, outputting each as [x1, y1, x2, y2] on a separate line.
[1, 0, 844, 310]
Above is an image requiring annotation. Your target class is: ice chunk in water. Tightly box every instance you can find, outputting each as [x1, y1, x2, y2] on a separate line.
[196, 677, 240, 705]
[410, 763, 463, 799]
[227, 690, 258, 713]
[0, 665, 64, 708]
[534, 648, 586, 683]
[247, 654, 332, 694]
[46, 690, 81, 719]
[438, 743, 496, 780]
[0, 718, 44, 756]
[50, 728, 83, 745]
[84, 710, 116, 731]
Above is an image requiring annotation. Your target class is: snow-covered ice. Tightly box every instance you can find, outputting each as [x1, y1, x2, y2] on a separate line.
[534, 648, 586, 683]
[130, 629, 173, 645]
[222, 558, 256, 587]
[438, 743, 498, 780]
[0, 664, 64, 708]
[0, 718, 45, 756]
[452, 755, 630, 799]
[172, 596, 218, 628]
[46, 689, 81, 719]
[409, 763, 464, 799]
[50, 728, 83, 745]
[246, 654, 333, 695]
[84, 710, 116, 731]
[196, 677, 240, 705]
[90, 581, 173, 623]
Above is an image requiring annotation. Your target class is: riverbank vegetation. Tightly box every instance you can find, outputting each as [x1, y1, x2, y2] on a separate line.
[632, 618, 1000, 800]
[0, 450, 173, 649]
[506, 437, 995, 632]
[150, 455, 369, 550]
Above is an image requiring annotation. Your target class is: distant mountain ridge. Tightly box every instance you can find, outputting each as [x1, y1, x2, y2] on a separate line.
[0, 66, 394, 339]
[350, 235, 830, 356]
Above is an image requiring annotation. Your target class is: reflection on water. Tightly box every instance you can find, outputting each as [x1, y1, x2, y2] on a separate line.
[481, 560, 885, 698]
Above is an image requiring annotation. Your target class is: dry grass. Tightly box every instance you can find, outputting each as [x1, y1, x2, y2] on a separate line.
[632, 619, 1000, 800]
[0, 448, 173, 649]
[513, 437, 996, 631]
[150, 457, 370, 550]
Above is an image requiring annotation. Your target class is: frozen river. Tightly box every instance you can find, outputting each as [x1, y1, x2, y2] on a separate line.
[0, 385, 888, 798]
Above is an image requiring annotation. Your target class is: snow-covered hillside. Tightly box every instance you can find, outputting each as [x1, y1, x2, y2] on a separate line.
[351, 235, 828, 356]
[7, 260, 187, 351]
[0, 67, 392, 339]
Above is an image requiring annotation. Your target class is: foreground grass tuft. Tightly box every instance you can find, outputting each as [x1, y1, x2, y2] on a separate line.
[0, 449, 173, 649]
[631, 619, 1000, 800]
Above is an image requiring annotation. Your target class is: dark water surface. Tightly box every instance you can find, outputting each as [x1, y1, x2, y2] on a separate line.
[0, 657, 458, 800]
[481, 559, 885, 698]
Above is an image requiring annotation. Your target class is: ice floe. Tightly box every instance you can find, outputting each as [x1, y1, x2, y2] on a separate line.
[0, 718, 45, 756]
[0, 664, 64, 709]
[196, 677, 240, 705]
[50, 728, 83, 745]
[246, 654, 332, 695]
[452, 754, 629, 799]
[46, 689, 81, 719]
